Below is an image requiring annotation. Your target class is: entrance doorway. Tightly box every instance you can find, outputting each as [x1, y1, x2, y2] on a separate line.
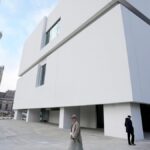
[140, 104, 150, 132]
[40, 108, 49, 122]
[96, 105, 104, 128]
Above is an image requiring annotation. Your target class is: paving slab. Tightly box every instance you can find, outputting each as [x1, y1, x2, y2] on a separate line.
[0, 120, 149, 150]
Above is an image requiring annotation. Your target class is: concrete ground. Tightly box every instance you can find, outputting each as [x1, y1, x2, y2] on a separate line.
[0, 120, 149, 150]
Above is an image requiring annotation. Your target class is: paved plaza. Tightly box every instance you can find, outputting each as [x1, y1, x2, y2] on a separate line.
[0, 120, 149, 150]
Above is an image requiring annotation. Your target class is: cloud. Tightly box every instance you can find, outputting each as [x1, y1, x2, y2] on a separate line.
[33, 7, 56, 24]
[19, 1, 58, 37]
[0, 0, 59, 92]
[0, 15, 16, 38]
[30, 0, 58, 9]
[0, 65, 19, 91]
[1, 0, 21, 14]
[0, 45, 21, 92]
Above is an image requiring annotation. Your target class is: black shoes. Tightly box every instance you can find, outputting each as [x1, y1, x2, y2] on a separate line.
[128, 143, 136, 146]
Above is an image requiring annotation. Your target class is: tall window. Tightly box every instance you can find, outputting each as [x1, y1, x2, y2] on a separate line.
[36, 64, 46, 86]
[5, 104, 8, 110]
[45, 18, 61, 45]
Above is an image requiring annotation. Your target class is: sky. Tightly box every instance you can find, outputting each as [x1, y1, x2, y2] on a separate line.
[0, 0, 58, 92]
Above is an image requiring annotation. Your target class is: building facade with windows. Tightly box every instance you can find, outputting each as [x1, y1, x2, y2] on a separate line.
[0, 66, 4, 85]
[0, 90, 15, 116]
[13, 0, 150, 140]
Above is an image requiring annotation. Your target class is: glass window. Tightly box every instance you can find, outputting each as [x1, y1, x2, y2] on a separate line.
[5, 104, 8, 110]
[36, 64, 46, 86]
[45, 18, 61, 45]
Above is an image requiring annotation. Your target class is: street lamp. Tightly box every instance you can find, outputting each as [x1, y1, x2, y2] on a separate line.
[0, 32, 2, 39]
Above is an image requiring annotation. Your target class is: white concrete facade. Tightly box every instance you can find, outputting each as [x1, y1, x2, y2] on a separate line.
[104, 103, 144, 140]
[48, 110, 59, 124]
[13, 0, 150, 140]
[59, 107, 80, 129]
[80, 106, 97, 129]
[14, 110, 22, 120]
[26, 109, 41, 122]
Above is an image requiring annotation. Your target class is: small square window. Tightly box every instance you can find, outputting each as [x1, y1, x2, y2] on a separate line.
[36, 64, 46, 86]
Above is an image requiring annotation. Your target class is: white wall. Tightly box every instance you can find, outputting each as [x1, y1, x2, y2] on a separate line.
[48, 110, 59, 124]
[80, 106, 97, 128]
[121, 5, 150, 104]
[130, 103, 144, 140]
[14, 5, 133, 109]
[48, 106, 97, 128]
[19, 0, 112, 75]
[104, 103, 144, 140]
[104, 103, 129, 139]
[14, 110, 22, 120]
[26, 109, 41, 122]
[59, 107, 80, 129]
[19, 17, 47, 74]
[126, 0, 150, 18]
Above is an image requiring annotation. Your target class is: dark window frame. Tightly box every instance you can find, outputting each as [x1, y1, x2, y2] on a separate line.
[45, 18, 61, 45]
[36, 64, 46, 87]
[5, 104, 8, 110]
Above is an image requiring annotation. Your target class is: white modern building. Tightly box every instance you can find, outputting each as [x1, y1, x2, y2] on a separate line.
[0, 66, 4, 85]
[13, 0, 150, 140]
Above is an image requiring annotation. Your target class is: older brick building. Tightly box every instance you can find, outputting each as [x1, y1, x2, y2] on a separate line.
[0, 90, 15, 116]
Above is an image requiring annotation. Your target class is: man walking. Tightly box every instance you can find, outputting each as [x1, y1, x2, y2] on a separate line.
[68, 114, 83, 150]
[125, 115, 136, 145]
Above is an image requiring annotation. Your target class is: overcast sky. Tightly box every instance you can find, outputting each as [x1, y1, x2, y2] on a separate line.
[0, 0, 58, 92]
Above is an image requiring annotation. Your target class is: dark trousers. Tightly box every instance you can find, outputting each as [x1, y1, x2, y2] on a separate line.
[127, 132, 135, 145]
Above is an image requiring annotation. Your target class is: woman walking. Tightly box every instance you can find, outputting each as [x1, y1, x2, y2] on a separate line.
[68, 114, 83, 150]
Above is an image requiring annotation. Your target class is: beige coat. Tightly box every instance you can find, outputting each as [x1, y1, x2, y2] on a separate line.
[68, 121, 83, 150]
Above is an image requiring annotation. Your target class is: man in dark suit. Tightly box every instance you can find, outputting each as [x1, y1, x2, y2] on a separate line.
[125, 115, 136, 145]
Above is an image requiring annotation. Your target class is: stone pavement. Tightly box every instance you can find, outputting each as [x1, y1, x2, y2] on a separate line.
[0, 120, 149, 150]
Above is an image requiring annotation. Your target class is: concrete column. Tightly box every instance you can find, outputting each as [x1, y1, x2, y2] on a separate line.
[59, 107, 80, 129]
[14, 110, 22, 120]
[104, 103, 144, 140]
[26, 109, 40, 122]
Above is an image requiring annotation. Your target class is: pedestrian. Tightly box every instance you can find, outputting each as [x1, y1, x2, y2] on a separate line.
[125, 115, 136, 145]
[68, 114, 83, 150]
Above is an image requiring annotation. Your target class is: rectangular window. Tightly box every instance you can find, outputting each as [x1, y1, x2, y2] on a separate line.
[45, 18, 61, 45]
[36, 64, 46, 86]
[5, 104, 8, 110]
